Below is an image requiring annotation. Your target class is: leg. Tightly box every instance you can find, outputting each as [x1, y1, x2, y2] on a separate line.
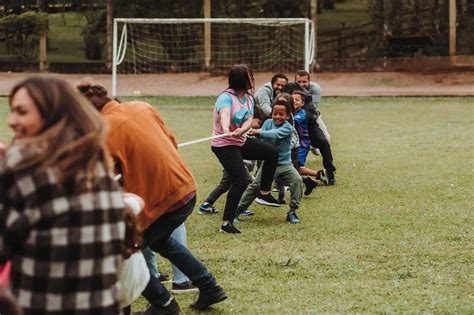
[297, 147, 318, 177]
[240, 137, 279, 192]
[151, 236, 216, 290]
[308, 117, 336, 174]
[142, 247, 160, 279]
[205, 170, 232, 205]
[170, 223, 190, 285]
[212, 145, 251, 222]
[275, 179, 286, 204]
[237, 168, 262, 212]
[316, 115, 330, 142]
[277, 165, 303, 212]
[146, 197, 217, 290]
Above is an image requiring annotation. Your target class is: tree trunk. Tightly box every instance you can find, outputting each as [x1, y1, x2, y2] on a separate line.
[106, 0, 113, 70]
[317, 0, 323, 14]
[432, 0, 441, 35]
[37, 0, 48, 72]
[410, 0, 421, 33]
[389, 0, 404, 36]
[367, 0, 385, 57]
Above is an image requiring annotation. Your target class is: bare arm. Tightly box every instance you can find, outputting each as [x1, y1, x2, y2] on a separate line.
[219, 107, 231, 134]
[232, 115, 254, 136]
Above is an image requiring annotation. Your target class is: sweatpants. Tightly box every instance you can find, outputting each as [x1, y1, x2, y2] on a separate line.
[238, 163, 303, 213]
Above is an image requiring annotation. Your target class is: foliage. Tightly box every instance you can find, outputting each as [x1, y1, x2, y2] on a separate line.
[0, 0, 36, 15]
[112, 0, 309, 19]
[80, 9, 106, 60]
[46, 12, 86, 62]
[0, 11, 48, 61]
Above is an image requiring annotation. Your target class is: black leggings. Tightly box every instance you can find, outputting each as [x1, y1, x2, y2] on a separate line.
[212, 138, 279, 221]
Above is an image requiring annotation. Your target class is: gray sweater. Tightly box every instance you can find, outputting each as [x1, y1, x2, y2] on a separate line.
[254, 82, 274, 117]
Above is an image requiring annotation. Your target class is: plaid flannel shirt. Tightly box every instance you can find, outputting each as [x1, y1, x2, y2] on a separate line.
[0, 145, 125, 315]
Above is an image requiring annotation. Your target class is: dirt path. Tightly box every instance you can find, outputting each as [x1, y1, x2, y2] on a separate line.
[0, 71, 473, 96]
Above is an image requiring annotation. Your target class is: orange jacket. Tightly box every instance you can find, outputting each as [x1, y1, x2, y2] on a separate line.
[102, 100, 196, 229]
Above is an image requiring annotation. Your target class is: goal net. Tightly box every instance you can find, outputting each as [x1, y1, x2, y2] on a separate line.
[112, 18, 315, 96]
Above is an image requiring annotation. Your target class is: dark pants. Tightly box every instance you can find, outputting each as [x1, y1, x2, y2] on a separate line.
[307, 114, 336, 174]
[141, 195, 216, 306]
[212, 138, 279, 221]
[205, 169, 253, 205]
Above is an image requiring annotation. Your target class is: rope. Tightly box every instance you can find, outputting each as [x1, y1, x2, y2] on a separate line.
[178, 133, 229, 148]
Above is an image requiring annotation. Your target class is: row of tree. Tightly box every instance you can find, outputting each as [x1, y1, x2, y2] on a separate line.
[0, 0, 345, 18]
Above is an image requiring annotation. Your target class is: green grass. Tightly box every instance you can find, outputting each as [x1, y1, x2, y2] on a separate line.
[47, 12, 99, 63]
[1, 96, 473, 313]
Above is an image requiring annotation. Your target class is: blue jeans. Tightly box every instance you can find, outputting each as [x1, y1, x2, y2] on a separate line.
[142, 247, 159, 278]
[141, 195, 216, 306]
[170, 224, 189, 284]
[142, 225, 189, 284]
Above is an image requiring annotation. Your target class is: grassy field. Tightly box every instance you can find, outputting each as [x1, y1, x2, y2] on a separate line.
[0, 96, 473, 313]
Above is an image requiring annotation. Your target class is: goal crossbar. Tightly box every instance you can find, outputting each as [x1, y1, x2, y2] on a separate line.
[114, 18, 311, 24]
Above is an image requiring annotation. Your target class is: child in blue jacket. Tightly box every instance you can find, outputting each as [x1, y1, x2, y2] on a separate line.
[237, 99, 303, 223]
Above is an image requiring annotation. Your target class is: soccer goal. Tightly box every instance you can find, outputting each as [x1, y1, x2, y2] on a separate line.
[112, 18, 315, 96]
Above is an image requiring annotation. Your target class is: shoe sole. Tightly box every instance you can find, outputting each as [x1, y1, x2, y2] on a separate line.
[198, 210, 219, 215]
[239, 211, 254, 216]
[172, 288, 199, 294]
[255, 198, 282, 207]
[159, 280, 172, 284]
[219, 228, 241, 234]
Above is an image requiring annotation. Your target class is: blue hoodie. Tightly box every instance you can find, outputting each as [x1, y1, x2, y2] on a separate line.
[259, 119, 293, 166]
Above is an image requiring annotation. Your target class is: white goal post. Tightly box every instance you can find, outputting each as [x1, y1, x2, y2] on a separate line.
[112, 18, 315, 96]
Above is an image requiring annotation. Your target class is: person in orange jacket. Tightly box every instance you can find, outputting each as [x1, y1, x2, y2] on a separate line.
[78, 79, 227, 314]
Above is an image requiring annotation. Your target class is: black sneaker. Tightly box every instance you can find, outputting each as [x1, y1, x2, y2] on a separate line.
[190, 284, 227, 310]
[303, 177, 318, 196]
[286, 211, 300, 224]
[327, 172, 336, 185]
[255, 193, 282, 207]
[316, 169, 329, 186]
[219, 223, 241, 234]
[134, 298, 180, 315]
[172, 281, 199, 294]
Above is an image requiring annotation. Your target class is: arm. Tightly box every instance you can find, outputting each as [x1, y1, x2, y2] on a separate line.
[254, 85, 273, 117]
[232, 114, 253, 136]
[308, 82, 321, 112]
[218, 107, 231, 134]
[259, 122, 293, 140]
[0, 174, 32, 257]
[293, 111, 305, 125]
